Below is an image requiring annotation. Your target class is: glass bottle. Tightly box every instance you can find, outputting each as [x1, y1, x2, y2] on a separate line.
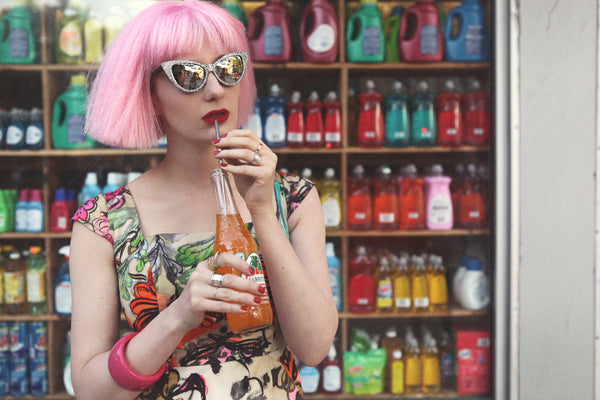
[211, 168, 273, 334]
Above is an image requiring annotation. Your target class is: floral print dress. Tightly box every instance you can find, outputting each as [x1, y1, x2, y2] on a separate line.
[72, 171, 314, 400]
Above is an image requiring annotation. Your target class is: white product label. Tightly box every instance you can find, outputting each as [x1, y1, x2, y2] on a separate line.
[26, 208, 43, 232]
[6, 125, 24, 145]
[55, 282, 72, 314]
[324, 132, 341, 142]
[15, 208, 28, 231]
[287, 132, 303, 143]
[305, 132, 322, 143]
[466, 25, 484, 55]
[420, 25, 438, 55]
[428, 193, 452, 225]
[25, 126, 43, 146]
[264, 114, 285, 143]
[246, 114, 263, 139]
[307, 24, 336, 53]
[414, 297, 429, 308]
[27, 272, 45, 302]
[322, 365, 341, 391]
[264, 25, 283, 56]
[395, 297, 411, 308]
[377, 212, 395, 223]
[300, 366, 320, 393]
[322, 198, 341, 227]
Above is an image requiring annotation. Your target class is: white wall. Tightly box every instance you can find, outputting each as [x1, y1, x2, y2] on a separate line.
[518, 0, 597, 398]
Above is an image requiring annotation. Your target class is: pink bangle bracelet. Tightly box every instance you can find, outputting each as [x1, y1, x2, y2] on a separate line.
[108, 332, 167, 392]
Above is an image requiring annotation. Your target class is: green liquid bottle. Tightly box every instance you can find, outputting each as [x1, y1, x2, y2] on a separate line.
[0, 1, 36, 64]
[346, 0, 384, 62]
[56, 7, 84, 64]
[26, 246, 47, 315]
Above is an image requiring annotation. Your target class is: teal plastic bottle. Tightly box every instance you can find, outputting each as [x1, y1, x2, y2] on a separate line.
[0, 2, 36, 64]
[383, 6, 403, 63]
[52, 74, 97, 149]
[222, 0, 247, 26]
[346, 0, 384, 63]
[384, 80, 410, 147]
[411, 79, 436, 146]
[444, 0, 490, 62]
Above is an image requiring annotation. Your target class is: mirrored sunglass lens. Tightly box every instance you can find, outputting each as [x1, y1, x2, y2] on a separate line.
[215, 55, 245, 84]
[171, 64, 206, 90]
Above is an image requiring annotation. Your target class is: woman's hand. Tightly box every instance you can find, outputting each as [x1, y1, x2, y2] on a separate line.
[171, 252, 266, 332]
[212, 128, 277, 215]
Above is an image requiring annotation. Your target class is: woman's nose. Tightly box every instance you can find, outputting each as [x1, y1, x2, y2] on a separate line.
[202, 72, 225, 101]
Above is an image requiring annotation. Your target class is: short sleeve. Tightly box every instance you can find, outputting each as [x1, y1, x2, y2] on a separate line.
[276, 171, 315, 218]
[71, 193, 114, 245]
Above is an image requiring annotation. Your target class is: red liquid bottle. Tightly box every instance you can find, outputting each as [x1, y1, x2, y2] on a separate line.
[437, 79, 463, 146]
[347, 164, 372, 230]
[348, 245, 375, 313]
[305, 91, 324, 148]
[357, 80, 384, 148]
[463, 79, 490, 146]
[398, 164, 425, 230]
[372, 165, 398, 230]
[457, 163, 486, 228]
[286, 91, 305, 148]
[320, 343, 342, 394]
[50, 188, 71, 232]
[323, 91, 342, 148]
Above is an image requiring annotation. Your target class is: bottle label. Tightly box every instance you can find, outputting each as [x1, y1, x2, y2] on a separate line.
[6, 125, 24, 146]
[287, 132, 303, 143]
[391, 360, 405, 394]
[419, 25, 438, 55]
[376, 278, 393, 309]
[55, 282, 72, 314]
[322, 365, 341, 391]
[66, 114, 86, 143]
[362, 26, 382, 56]
[324, 131, 341, 143]
[377, 212, 395, 224]
[27, 271, 46, 302]
[4, 272, 26, 304]
[26, 208, 43, 232]
[10, 28, 29, 59]
[428, 193, 452, 225]
[264, 25, 283, 56]
[393, 275, 411, 309]
[59, 22, 83, 57]
[307, 24, 336, 53]
[15, 208, 28, 231]
[264, 113, 286, 143]
[466, 25, 484, 55]
[321, 197, 341, 227]
[25, 126, 43, 146]
[305, 132, 322, 143]
[299, 366, 319, 393]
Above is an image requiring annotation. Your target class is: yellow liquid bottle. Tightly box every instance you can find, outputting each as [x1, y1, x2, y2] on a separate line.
[84, 11, 103, 63]
[319, 167, 341, 231]
[404, 327, 422, 394]
[428, 255, 449, 311]
[392, 255, 411, 312]
[382, 327, 404, 394]
[411, 256, 429, 312]
[421, 333, 441, 394]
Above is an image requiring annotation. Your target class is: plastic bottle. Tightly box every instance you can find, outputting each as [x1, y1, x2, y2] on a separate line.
[6, 108, 26, 150]
[52, 74, 98, 149]
[357, 80, 384, 148]
[348, 245, 375, 313]
[452, 257, 468, 306]
[0, 248, 6, 314]
[79, 172, 101, 205]
[457, 163, 486, 228]
[211, 168, 272, 333]
[14, 189, 28, 232]
[463, 79, 490, 145]
[375, 254, 393, 313]
[102, 171, 122, 194]
[421, 329, 441, 393]
[404, 326, 422, 394]
[0, 191, 12, 232]
[25, 107, 44, 149]
[320, 343, 342, 394]
[456, 257, 489, 310]
[54, 246, 72, 316]
[56, 6, 83, 64]
[286, 91, 304, 148]
[400, 0, 443, 62]
[346, 0, 384, 62]
[263, 84, 286, 148]
[444, 0, 490, 62]
[298, 362, 320, 394]
[424, 164, 453, 230]
[323, 91, 342, 148]
[247, 0, 292, 62]
[0, 1, 36, 64]
[26, 246, 46, 315]
[305, 91, 324, 148]
[382, 326, 405, 394]
[50, 188, 70, 232]
[410, 255, 429, 312]
[392, 255, 411, 312]
[428, 255, 448, 311]
[372, 165, 398, 230]
[383, 6, 404, 63]
[222, 0, 247, 26]
[411, 79, 436, 146]
[244, 97, 263, 140]
[26, 188, 43, 232]
[346, 164, 372, 230]
[384, 80, 410, 147]
[0, 109, 8, 148]
[451, 164, 465, 221]
[4, 251, 27, 314]
[436, 79, 463, 146]
[398, 164, 425, 230]
[438, 328, 456, 390]
[84, 10, 103, 64]
[326, 242, 342, 312]
[300, 0, 338, 63]
[320, 168, 341, 230]
[66, 189, 78, 218]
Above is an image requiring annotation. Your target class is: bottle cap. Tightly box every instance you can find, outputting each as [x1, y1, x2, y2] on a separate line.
[301, 168, 312, 179]
[58, 245, 70, 258]
[325, 242, 336, 257]
[391, 5, 404, 15]
[324, 168, 335, 178]
[404, 164, 417, 177]
[18, 189, 29, 201]
[328, 343, 337, 359]
[385, 326, 398, 338]
[365, 80, 376, 91]
[465, 257, 483, 271]
[392, 80, 404, 93]
[430, 164, 444, 176]
[270, 83, 281, 96]
[54, 188, 67, 201]
[85, 172, 98, 185]
[290, 91, 301, 102]
[67, 189, 77, 201]
[308, 91, 319, 102]
[71, 74, 86, 86]
[29, 189, 42, 201]
[352, 164, 365, 176]
[325, 91, 337, 102]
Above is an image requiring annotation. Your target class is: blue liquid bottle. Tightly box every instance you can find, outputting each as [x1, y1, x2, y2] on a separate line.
[384, 80, 410, 147]
[263, 84, 286, 148]
[25, 107, 44, 149]
[5, 108, 26, 149]
[411, 80, 436, 146]
[444, 0, 490, 62]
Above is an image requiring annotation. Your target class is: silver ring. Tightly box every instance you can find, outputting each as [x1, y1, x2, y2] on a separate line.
[211, 273, 225, 287]
[252, 152, 262, 165]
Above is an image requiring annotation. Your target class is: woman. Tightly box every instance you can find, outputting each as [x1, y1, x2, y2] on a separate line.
[69, 1, 338, 399]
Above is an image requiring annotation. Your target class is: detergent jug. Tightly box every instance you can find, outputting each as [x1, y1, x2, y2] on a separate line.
[444, 0, 489, 62]
[300, 0, 338, 62]
[0, 1, 36, 64]
[400, 0, 443, 62]
[346, 0, 384, 63]
[247, 0, 292, 62]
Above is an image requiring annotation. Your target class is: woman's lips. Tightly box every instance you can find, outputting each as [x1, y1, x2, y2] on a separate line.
[202, 109, 230, 124]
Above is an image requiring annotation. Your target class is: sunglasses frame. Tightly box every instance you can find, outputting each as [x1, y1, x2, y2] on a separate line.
[156, 51, 248, 94]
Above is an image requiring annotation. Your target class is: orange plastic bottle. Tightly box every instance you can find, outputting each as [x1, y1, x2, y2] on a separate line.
[372, 165, 398, 230]
[211, 168, 273, 333]
[398, 164, 425, 230]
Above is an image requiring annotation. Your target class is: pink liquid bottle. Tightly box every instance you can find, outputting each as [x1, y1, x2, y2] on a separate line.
[305, 91, 324, 148]
[323, 91, 342, 148]
[349, 245, 375, 313]
[247, 0, 292, 62]
[424, 164, 453, 230]
[436, 78, 464, 146]
[463, 79, 490, 146]
[399, 0, 443, 62]
[357, 80, 384, 148]
[286, 91, 305, 148]
[300, 0, 339, 63]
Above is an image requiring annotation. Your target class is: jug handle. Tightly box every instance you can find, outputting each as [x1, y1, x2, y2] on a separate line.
[399, 10, 416, 41]
[1, 19, 9, 43]
[247, 11, 260, 40]
[299, 9, 314, 42]
[444, 9, 463, 42]
[346, 14, 361, 42]
[54, 100, 67, 128]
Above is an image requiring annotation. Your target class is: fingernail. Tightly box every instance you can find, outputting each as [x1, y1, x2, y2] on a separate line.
[220, 161, 228, 167]
[258, 286, 266, 294]
[213, 150, 221, 156]
[211, 138, 220, 145]
[248, 267, 255, 274]
[241, 305, 249, 311]
[254, 297, 262, 304]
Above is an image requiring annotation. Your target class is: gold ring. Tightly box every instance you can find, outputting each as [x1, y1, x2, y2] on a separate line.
[255, 143, 263, 154]
[252, 152, 262, 165]
[207, 253, 219, 272]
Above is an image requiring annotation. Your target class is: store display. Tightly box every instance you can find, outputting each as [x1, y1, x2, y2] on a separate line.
[346, 0, 384, 62]
[383, 6, 404, 63]
[400, 0, 443, 62]
[444, 0, 490, 62]
[247, 0, 292, 62]
[300, 0, 338, 63]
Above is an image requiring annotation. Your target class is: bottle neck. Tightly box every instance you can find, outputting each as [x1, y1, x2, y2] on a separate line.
[210, 168, 240, 215]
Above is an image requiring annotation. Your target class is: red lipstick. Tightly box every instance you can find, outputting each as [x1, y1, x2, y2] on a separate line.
[202, 109, 230, 124]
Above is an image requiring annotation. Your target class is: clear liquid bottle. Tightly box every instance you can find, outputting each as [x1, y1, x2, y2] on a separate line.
[211, 168, 273, 333]
[319, 168, 341, 231]
[428, 255, 448, 311]
[4, 251, 27, 315]
[26, 246, 46, 315]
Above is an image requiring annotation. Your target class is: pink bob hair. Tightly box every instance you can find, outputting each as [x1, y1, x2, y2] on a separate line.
[85, 0, 256, 149]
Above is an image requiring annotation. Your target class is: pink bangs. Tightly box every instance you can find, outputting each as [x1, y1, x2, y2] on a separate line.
[85, 0, 256, 149]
